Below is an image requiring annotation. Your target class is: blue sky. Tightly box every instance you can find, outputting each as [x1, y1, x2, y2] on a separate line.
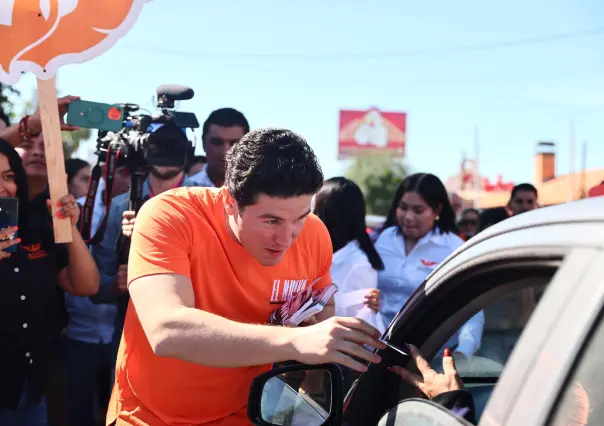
[10, 0, 604, 185]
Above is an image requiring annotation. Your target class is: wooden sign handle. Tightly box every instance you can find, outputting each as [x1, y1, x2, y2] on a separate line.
[36, 77, 73, 243]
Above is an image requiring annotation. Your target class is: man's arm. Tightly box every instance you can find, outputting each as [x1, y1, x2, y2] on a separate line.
[129, 273, 383, 370]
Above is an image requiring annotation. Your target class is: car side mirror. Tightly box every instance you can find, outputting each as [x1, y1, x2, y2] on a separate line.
[247, 363, 343, 426]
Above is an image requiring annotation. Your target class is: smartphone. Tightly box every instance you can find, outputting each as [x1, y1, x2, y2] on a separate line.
[66, 100, 125, 132]
[0, 197, 19, 252]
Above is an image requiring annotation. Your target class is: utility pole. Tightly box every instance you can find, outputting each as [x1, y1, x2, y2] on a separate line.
[580, 141, 588, 198]
[569, 122, 575, 202]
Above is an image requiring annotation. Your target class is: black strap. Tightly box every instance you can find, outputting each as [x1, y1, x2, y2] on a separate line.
[79, 145, 121, 245]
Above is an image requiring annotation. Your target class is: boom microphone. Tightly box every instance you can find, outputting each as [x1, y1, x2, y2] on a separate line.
[156, 85, 194, 109]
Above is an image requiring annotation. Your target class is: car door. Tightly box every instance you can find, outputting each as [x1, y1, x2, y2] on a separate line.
[342, 224, 593, 425]
[483, 248, 604, 426]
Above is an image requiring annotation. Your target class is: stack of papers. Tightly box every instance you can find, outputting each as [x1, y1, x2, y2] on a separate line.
[270, 283, 339, 326]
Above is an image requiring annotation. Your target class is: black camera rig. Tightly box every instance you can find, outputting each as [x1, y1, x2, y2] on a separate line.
[79, 85, 199, 246]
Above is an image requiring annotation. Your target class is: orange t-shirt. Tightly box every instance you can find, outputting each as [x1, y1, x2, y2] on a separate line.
[107, 187, 333, 426]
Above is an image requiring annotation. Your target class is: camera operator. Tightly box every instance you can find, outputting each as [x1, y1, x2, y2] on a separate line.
[61, 161, 130, 426]
[91, 123, 200, 354]
[189, 108, 249, 188]
[121, 107, 249, 245]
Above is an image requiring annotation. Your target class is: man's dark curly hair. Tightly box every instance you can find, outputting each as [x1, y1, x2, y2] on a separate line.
[225, 128, 324, 208]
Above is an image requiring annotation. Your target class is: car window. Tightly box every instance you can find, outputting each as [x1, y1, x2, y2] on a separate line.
[427, 278, 550, 421]
[548, 310, 604, 426]
[432, 282, 548, 376]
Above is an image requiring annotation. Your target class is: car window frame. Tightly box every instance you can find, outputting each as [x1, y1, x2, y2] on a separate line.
[484, 247, 604, 426]
[545, 306, 604, 426]
[343, 246, 565, 426]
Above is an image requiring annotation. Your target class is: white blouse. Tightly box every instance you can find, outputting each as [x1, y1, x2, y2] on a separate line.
[331, 240, 378, 318]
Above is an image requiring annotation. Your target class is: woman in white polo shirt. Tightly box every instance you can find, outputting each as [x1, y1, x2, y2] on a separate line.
[376, 173, 484, 358]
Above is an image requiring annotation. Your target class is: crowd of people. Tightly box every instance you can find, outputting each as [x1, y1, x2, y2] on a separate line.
[0, 95, 542, 426]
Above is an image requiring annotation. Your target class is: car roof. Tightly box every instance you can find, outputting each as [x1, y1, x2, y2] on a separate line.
[473, 196, 604, 244]
[423, 197, 604, 292]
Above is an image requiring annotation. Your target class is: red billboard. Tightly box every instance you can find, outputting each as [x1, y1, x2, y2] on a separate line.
[338, 108, 406, 159]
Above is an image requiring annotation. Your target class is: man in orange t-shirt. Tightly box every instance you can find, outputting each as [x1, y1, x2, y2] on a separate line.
[107, 128, 386, 425]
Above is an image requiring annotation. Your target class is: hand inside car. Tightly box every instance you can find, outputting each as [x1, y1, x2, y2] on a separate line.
[389, 346, 463, 398]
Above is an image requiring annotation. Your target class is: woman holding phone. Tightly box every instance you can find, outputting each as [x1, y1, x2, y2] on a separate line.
[0, 138, 99, 426]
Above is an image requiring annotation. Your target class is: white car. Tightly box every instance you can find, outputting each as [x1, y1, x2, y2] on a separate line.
[248, 197, 604, 425]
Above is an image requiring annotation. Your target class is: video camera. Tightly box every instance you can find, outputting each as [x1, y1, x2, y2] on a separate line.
[74, 85, 200, 245]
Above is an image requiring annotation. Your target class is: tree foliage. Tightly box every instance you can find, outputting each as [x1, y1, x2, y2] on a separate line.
[0, 83, 20, 121]
[345, 153, 407, 216]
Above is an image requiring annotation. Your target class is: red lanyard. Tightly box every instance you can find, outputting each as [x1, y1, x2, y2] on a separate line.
[149, 177, 184, 199]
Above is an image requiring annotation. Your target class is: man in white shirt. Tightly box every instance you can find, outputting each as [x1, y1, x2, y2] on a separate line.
[190, 108, 249, 188]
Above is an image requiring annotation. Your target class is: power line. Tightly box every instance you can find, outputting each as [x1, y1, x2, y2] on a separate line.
[126, 26, 604, 60]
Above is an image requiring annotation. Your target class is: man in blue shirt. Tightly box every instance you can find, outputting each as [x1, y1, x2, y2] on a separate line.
[63, 165, 131, 426]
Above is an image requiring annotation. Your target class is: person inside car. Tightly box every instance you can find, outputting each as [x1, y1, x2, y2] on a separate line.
[390, 346, 476, 424]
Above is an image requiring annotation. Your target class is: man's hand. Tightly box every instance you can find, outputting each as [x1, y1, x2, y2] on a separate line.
[114, 264, 128, 294]
[390, 346, 463, 398]
[290, 317, 386, 372]
[364, 288, 381, 312]
[122, 211, 136, 238]
[28, 95, 80, 134]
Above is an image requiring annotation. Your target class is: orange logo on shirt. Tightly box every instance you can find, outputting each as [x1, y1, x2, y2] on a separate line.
[420, 259, 437, 267]
[21, 242, 48, 260]
[270, 277, 323, 304]
[0, 0, 150, 83]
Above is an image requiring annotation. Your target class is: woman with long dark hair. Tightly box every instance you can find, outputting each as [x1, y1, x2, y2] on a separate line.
[65, 158, 91, 200]
[313, 177, 383, 319]
[376, 173, 484, 357]
[0, 139, 99, 426]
